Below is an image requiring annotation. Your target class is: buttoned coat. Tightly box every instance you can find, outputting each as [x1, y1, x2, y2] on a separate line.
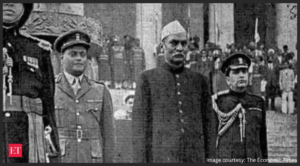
[54, 73, 115, 163]
[3, 28, 60, 163]
[279, 68, 295, 92]
[132, 63, 217, 163]
[213, 90, 268, 162]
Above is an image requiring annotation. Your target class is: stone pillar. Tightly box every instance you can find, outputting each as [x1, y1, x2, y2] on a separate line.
[136, 3, 162, 69]
[188, 3, 204, 50]
[209, 3, 234, 51]
[276, 3, 297, 56]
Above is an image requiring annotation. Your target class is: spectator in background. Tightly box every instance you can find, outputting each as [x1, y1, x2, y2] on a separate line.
[293, 74, 297, 115]
[279, 57, 295, 115]
[264, 49, 278, 111]
[282, 45, 289, 58]
[251, 56, 263, 96]
[155, 43, 165, 68]
[211, 49, 228, 94]
[186, 36, 200, 69]
[132, 38, 145, 89]
[111, 35, 126, 89]
[114, 94, 134, 120]
[273, 48, 285, 97]
[197, 49, 212, 87]
[98, 35, 112, 88]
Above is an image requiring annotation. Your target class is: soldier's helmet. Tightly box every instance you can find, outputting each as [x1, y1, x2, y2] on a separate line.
[221, 52, 251, 75]
[54, 30, 91, 53]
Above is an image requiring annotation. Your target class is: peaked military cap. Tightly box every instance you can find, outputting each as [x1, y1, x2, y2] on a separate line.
[54, 29, 91, 53]
[221, 52, 251, 74]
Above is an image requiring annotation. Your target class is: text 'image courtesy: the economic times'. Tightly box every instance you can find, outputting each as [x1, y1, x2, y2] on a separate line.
[2, 2, 297, 163]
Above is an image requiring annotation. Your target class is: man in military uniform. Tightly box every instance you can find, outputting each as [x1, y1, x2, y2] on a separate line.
[53, 30, 116, 163]
[3, 3, 60, 163]
[212, 53, 268, 162]
[132, 20, 217, 163]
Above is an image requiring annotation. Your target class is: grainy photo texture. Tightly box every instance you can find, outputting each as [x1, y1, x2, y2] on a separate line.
[2, 3, 297, 163]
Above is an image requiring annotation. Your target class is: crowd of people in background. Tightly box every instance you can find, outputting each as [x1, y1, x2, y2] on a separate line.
[88, 32, 297, 115]
[94, 33, 297, 115]
[155, 36, 297, 114]
[88, 34, 145, 90]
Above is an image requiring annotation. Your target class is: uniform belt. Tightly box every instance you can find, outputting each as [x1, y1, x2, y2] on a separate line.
[58, 129, 100, 140]
[3, 95, 43, 115]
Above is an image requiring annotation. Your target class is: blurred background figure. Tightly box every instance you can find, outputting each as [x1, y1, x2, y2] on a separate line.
[132, 38, 145, 89]
[279, 57, 295, 115]
[186, 35, 200, 70]
[264, 49, 277, 111]
[114, 94, 134, 120]
[111, 35, 125, 89]
[98, 34, 112, 87]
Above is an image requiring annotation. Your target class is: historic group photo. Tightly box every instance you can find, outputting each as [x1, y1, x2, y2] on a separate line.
[2, 3, 297, 163]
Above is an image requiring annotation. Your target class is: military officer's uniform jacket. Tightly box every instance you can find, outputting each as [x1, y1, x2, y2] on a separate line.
[54, 73, 116, 163]
[3, 28, 60, 163]
[212, 89, 268, 162]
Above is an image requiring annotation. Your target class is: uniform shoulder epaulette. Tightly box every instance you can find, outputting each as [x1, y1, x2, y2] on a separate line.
[212, 89, 230, 100]
[19, 31, 52, 52]
[90, 79, 106, 86]
[55, 73, 63, 83]
[247, 92, 265, 100]
[89, 78, 109, 88]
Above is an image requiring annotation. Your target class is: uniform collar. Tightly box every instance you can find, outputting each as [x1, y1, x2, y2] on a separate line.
[229, 89, 247, 98]
[162, 62, 185, 74]
[64, 70, 84, 85]
[3, 28, 19, 40]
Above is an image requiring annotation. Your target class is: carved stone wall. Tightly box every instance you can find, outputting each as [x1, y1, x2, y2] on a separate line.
[33, 3, 84, 16]
[20, 3, 103, 46]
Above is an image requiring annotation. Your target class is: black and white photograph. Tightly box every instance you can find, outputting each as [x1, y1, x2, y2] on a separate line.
[2, 2, 297, 163]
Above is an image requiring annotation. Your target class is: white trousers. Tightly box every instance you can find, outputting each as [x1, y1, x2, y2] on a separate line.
[281, 91, 294, 114]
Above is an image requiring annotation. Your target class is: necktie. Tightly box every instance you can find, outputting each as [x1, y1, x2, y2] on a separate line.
[72, 78, 81, 95]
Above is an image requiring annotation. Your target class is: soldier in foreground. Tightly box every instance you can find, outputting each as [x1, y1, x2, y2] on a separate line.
[212, 53, 268, 162]
[3, 3, 60, 163]
[53, 30, 116, 163]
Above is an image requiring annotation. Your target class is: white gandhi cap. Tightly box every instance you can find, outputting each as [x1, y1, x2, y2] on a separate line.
[161, 20, 187, 41]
